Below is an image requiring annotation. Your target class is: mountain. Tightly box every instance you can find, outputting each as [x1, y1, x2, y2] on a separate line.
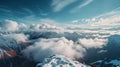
[36, 55, 90, 67]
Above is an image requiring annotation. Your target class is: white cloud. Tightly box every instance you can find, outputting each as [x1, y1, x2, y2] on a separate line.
[22, 37, 86, 62]
[78, 38, 108, 48]
[0, 19, 63, 31]
[0, 20, 18, 31]
[95, 7, 120, 18]
[71, 20, 80, 23]
[90, 16, 120, 27]
[29, 19, 63, 30]
[6, 34, 28, 43]
[70, 0, 93, 13]
[89, 7, 120, 27]
[19, 23, 28, 30]
[52, 0, 77, 12]
[84, 10, 120, 28]
[68, 8, 120, 30]
[0, 19, 120, 66]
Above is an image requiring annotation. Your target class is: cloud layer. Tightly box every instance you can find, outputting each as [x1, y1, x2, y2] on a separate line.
[0, 19, 120, 67]
[22, 37, 86, 62]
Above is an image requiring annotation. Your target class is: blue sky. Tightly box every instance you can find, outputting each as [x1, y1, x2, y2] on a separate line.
[0, 0, 120, 24]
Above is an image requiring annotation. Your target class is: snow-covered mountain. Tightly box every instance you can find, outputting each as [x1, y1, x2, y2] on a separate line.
[36, 55, 90, 67]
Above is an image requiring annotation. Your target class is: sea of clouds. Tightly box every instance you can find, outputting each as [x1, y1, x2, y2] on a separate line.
[0, 19, 120, 67]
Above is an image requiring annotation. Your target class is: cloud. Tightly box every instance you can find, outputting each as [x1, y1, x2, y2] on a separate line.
[83, 11, 120, 29]
[71, 20, 80, 23]
[22, 37, 86, 62]
[52, 0, 77, 12]
[1, 19, 120, 66]
[29, 19, 63, 30]
[19, 23, 28, 30]
[90, 16, 120, 27]
[0, 20, 18, 31]
[0, 19, 63, 31]
[78, 38, 108, 49]
[5, 34, 28, 43]
[29, 23, 63, 31]
[70, 0, 93, 13]
[90, 8, 120, 26]
[95, 7, 120, 18]
[68, 8, 120, 30]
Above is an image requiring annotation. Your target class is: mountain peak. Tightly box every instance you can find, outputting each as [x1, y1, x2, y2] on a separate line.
[36, 55, 90, 67]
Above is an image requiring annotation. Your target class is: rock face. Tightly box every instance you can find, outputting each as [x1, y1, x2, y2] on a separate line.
[36, 55, 90, 67]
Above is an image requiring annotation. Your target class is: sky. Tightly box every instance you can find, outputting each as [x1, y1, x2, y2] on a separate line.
[0, 0, 120, 24]
[1, 1, 120, 66]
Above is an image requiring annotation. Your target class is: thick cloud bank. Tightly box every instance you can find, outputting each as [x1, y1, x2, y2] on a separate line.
[22, 37, 86, 62]
[0, 20, 120, 67]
